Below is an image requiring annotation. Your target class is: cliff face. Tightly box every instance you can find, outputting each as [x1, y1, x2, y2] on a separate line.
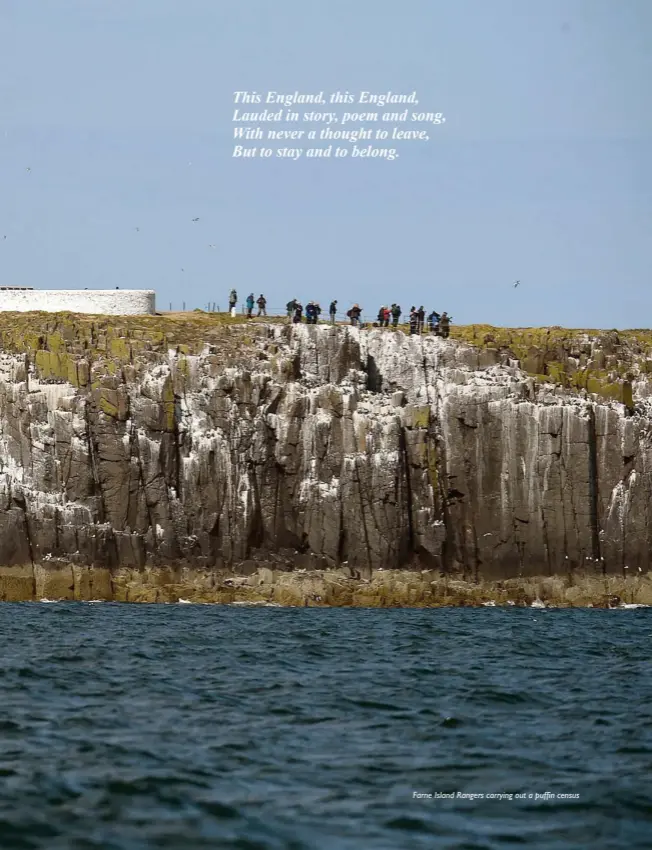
[1, 314, 652, 602]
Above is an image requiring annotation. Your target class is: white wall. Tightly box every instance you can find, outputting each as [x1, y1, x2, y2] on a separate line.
[0, 290, 156, 315]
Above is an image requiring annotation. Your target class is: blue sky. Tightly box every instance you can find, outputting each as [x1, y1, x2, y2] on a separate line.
[1, 0, 650, 327]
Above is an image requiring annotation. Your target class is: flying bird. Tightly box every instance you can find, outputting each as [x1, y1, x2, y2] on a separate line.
[135, 227, 140, 232]
[25, 167, 31, 172]
[513, 280, 520, 288]
[208, 244, 216, 249]
[192, 218, 200, 222]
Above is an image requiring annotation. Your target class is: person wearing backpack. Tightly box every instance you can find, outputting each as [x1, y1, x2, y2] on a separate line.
[428, 310, 441, 334]
[349, 304, 362, 327]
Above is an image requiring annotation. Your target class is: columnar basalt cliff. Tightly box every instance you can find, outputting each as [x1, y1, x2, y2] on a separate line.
[1, 311, 651, 605]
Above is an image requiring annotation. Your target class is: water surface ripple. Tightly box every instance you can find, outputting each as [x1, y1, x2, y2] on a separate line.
[0, 605, 650, 849]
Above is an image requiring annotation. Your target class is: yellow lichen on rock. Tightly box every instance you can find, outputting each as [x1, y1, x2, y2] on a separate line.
[1, 561, 652, 607]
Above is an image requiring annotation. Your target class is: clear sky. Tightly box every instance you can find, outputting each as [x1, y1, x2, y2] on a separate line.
[1, 0, 650, 327]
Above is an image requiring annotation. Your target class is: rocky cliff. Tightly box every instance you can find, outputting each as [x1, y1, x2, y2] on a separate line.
[1, 312, 652, 605]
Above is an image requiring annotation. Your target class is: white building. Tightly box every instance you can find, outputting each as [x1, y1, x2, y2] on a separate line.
[0, 288, 156, 315]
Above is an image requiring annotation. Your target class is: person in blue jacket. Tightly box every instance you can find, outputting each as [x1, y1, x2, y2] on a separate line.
[428, 310, 441, 333]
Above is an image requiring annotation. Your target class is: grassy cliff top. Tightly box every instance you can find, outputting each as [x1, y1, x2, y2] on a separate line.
[0, 311, 274, 387]
[0, 312, 650, 405]
[1, 310, 650, 352]
[0, 310, 249, 356]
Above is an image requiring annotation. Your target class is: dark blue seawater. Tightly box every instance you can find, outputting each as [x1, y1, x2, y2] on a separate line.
[0, 605, 650, 849]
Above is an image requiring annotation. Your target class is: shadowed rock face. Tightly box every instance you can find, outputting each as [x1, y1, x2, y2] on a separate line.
[0, 320, 650, 596]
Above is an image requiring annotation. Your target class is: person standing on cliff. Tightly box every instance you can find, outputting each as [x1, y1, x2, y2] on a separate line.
[439, 312, 451, 338]
[246, 293, 254, 318]
[382, 306, 391, 327]
[329, 300, 337, 324]
[377, 306, 386, 326]
[417, 305, 425, 333]
[409, 307, 418, 335]
[286, 298, 296, 321]
[256, 294, 267, 316]
[293, 302, 303, 323]
[391, 303, 401, 328]
[428, 310, 441, 334]
[229, 289, 237, 313]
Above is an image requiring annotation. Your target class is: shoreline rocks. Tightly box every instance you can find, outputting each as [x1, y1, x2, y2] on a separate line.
[2, 563, 650, 607]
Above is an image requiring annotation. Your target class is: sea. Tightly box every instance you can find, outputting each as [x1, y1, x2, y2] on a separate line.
[0, 604, 650, 850]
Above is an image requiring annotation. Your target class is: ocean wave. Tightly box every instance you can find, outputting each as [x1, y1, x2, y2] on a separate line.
[228, 601, 283, 607]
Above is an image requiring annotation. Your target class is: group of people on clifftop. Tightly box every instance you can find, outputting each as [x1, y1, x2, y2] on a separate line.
[286, 299, 323, 324]
[375, 305, 451, 337]
[227, 290, 452, 336]
[229, 290, 268, 318]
